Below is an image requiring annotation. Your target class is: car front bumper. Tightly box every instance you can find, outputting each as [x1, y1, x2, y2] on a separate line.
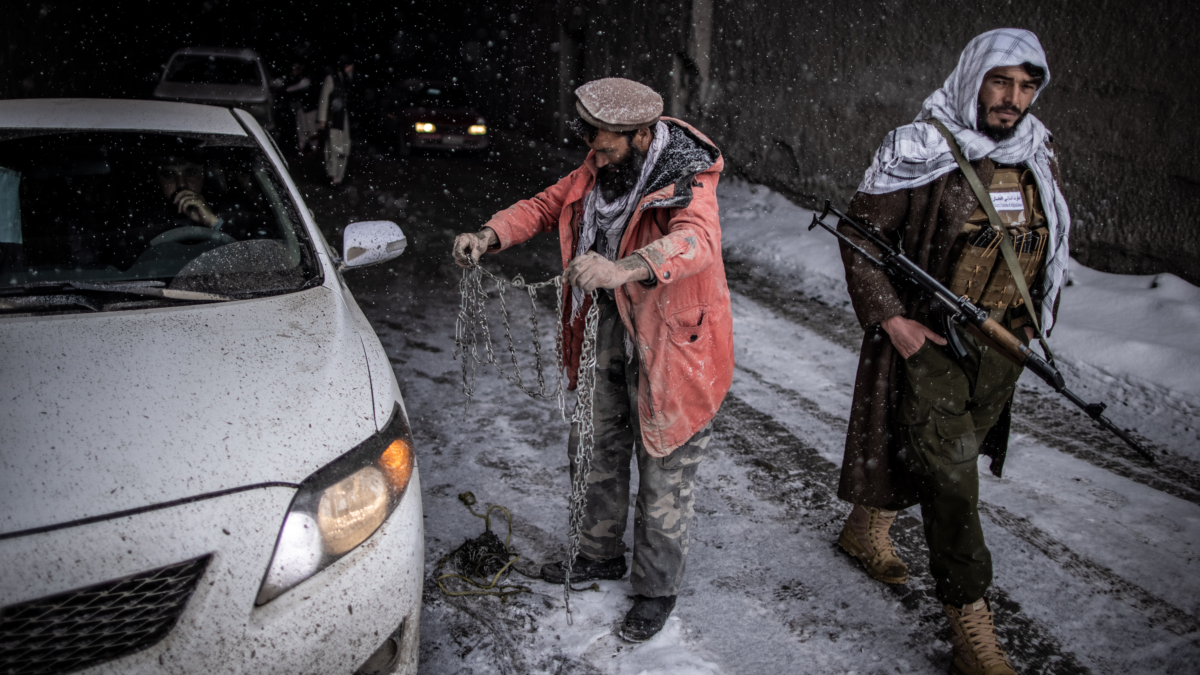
[0, 470, 423, 674]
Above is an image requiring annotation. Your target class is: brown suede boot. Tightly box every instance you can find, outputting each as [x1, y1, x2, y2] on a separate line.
[944, 598, 1017, 675]
[838, 504, 909, 583]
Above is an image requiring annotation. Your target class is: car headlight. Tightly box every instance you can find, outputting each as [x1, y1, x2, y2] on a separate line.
[468, 124, 487, 135]
[255, 403, 415, 605]
[414, 122, 436, 133]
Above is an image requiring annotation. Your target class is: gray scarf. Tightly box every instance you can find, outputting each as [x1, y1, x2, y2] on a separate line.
[571, 121, 669, 318]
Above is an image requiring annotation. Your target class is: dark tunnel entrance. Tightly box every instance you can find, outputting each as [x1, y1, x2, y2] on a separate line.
[4, 0, 1199, 281]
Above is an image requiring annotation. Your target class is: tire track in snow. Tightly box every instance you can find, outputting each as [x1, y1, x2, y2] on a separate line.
[733, 358, 1200, 647]
[977, 502, 1200, 639]
[723, 257, 1200, 508]
[715, 392, 1092, 675]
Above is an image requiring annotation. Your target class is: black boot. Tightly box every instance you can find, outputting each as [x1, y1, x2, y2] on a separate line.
[620, 595, 676, 642]
[540, 555, 626, 585]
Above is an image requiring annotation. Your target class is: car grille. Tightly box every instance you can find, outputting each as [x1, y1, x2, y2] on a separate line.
[439, 124, 470, 135]
[0, 556, 210, 675]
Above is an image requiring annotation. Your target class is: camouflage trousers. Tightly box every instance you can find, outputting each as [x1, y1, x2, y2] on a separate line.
[567, 293, 713, 598]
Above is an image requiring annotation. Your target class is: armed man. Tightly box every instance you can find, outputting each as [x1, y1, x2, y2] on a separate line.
[451, 78, 733, 641]
[833, 29, 1071, 675]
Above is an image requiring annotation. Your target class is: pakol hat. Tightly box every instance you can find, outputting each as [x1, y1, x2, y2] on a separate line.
[574, 78, 663, 132]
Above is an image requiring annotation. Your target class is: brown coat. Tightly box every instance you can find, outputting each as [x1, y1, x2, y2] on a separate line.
[836, 147, 1063, 508]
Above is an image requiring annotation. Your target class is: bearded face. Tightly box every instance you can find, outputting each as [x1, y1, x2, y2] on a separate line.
[596, 138, 647, 201]
[976, 100, 1031, 142]
[975, 65, 1041, 142]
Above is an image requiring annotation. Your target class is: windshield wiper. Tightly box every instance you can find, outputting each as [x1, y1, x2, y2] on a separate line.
[64, 281, 234, 302]
[0, 281, 233, 312]
[0, 294, 104, 312]
[6, 280, 233, 302]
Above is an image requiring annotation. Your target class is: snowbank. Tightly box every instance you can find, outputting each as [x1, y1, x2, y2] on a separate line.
[717, 179, 1200, 455]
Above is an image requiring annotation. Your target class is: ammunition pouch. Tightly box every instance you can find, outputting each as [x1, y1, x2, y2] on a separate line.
[947, 167, 1047, 312]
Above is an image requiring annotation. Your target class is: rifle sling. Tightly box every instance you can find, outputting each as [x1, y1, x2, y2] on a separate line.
[928, 119, 1056, 363]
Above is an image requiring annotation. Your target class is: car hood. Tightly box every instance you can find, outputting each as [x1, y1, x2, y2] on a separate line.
[154, 81, 268, 104]
[404, 107, 482, 126]
[0, 286, 377, 536]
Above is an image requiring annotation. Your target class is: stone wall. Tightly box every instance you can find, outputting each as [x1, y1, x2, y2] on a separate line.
[560, 0, 1200, 282]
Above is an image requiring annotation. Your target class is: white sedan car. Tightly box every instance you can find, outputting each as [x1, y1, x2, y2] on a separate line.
[0, 99, 422, 674]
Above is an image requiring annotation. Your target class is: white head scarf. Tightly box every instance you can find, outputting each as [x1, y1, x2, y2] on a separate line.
[857, 28, 1071, 333]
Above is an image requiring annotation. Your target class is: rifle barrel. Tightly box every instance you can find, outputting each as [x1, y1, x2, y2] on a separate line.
[1059, 386, 1156, 462]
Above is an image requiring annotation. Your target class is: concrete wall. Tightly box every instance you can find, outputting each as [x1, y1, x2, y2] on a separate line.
[561, 0, 1200, 282]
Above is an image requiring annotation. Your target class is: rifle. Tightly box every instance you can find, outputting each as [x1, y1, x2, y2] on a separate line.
[809, 199, 1155, 463]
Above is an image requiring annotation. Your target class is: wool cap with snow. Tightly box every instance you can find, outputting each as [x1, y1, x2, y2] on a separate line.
[574, 78, 663, 132]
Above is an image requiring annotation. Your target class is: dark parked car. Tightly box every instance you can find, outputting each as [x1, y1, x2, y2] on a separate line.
[154, 47, 275, 131]
[381, 80, 488, 156]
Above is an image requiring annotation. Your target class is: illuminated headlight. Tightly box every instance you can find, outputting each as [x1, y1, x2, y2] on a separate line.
[414, 122, 436, 133]
[256, 403, 415, 605]
[468, 125, 487, 136]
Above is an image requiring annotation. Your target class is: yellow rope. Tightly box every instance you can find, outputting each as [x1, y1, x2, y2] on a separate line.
[435, 493, 532, 602]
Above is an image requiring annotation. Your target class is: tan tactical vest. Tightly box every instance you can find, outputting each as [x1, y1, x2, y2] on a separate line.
[947, 166, 1048, 312]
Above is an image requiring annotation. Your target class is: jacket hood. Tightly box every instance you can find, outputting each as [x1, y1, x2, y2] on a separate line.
[644, 119, 721, 194]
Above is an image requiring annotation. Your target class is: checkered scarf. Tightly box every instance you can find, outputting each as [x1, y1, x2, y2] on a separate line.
[857, 28, 1071, 333]
[571, 121, 669, 319]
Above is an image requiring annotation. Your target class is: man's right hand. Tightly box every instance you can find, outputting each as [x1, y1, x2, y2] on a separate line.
[881, 315, 947, 359]
[452, 228, 499, 268]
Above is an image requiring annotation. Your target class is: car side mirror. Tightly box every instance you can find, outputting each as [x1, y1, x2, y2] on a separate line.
[342, 221, 406, 270]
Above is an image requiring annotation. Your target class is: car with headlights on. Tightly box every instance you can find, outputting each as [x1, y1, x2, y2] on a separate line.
[154, 47, 275, 131]
[0, 98, 421, 675]
[382, 79, 488, 156]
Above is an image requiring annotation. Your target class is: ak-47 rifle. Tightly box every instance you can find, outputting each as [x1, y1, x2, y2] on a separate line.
[809, 199, 1156, 462]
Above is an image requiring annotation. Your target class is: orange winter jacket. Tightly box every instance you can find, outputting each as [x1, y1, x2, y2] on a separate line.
[483, 118, 733, 457]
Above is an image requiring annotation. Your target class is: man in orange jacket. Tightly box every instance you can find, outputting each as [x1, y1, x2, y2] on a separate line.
[452, 77, 733, 641]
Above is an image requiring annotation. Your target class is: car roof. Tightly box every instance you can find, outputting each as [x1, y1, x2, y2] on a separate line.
[402, 79, 460, 89]
[0, 99, 248, 136]
[171, 46, 261, 61]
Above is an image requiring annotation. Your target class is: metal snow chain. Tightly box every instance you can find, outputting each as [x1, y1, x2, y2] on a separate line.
[453, 265, 601, 625]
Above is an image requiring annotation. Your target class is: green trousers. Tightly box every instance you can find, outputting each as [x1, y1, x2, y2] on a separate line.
[897, 324, 1023, 606]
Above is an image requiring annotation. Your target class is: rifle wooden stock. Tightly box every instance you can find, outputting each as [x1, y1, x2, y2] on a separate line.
[965, 318, 1027, 367]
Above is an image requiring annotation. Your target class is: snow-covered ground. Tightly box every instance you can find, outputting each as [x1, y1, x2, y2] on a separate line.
[337, 162, 1200, 674]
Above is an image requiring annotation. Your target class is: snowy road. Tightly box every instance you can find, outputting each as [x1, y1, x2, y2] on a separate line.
[296, 142, 1199, 674]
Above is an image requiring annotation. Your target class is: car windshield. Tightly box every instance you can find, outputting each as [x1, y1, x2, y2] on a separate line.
[166, 55, 262, 87]
[0, 131, 321, 312]
[407, 86, 470, 109]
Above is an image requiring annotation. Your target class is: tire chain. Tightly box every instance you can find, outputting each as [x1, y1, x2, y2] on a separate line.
[454, 265, 600, 625]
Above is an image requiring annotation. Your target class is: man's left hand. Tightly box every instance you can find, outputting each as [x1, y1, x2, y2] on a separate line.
[565, 251, 652, 292]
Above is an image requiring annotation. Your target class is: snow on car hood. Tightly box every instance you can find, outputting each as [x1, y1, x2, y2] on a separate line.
[0, 286, 377, 536]
[154, 81, 269, 104]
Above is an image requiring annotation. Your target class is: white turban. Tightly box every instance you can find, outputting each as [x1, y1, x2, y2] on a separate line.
[857, 28, 1071, 333]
